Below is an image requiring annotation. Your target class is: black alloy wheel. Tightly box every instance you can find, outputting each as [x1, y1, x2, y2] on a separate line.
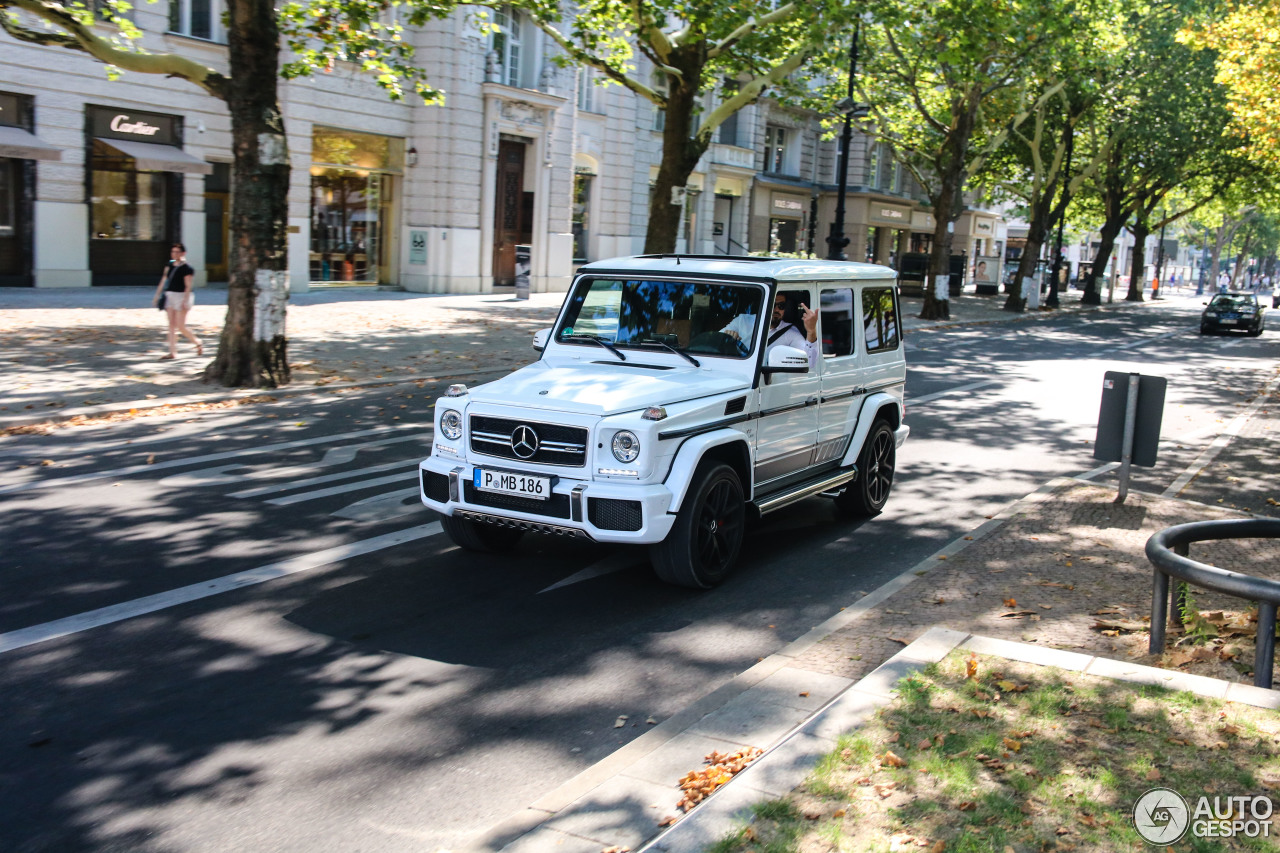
[835, 419, 896, 517]
[651, 463, 745, 588]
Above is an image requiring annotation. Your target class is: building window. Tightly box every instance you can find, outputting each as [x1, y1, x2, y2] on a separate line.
[577, 68, 604, 113]
[491, 5, 524, 88]
[769, 218, 799, 253]
[652, 72, 669, 131]
[168, 0, 221, 41]
[90, 142, 170, 241]
[867, 144, 881, 189]
[572, 171, 592, 261]
[309, 127, 403, 284]
[0, 159, 14, 237]
[765, 125, 792, 174]
[717, 79, 740, 146]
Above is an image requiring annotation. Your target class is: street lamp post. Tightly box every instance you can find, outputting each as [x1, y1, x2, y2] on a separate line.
[826, 23, 860, 261]
[1196, 227, 1209, 295]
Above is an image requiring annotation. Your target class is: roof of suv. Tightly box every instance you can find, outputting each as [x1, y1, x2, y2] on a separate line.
[579, 254, 898, 282]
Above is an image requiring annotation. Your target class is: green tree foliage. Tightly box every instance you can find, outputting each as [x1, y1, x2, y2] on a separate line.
[508, 0, 858, 253]
[850, 0, 1077, 319]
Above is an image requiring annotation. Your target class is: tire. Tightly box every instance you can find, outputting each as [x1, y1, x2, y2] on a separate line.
[650, 463, 745, 588]
[440, 514, 524, 552]
[835, 420, 897, 517]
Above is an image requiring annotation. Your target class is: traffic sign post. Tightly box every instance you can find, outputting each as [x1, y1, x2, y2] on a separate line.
[1094, 371, 1167, 503]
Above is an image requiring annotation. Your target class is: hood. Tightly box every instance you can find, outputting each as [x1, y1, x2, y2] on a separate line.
[468, 360, 749, 416]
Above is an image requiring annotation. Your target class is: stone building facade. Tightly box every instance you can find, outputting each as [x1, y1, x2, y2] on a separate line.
[0, 3, 994, 294]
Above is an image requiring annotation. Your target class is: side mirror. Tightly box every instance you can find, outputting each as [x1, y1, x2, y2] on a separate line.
[532, 328, 550, 352]
[762, 345, 809, 375]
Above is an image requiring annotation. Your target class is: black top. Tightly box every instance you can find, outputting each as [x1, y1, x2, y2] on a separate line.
[163, 261, 194, 292]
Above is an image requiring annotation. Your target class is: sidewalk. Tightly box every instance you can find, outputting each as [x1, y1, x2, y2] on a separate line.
[0, 280, 1153, 432]
[480, 464, 1280, 853]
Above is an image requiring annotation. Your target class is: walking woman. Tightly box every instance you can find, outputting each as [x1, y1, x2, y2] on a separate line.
[151, 242, 203, 360]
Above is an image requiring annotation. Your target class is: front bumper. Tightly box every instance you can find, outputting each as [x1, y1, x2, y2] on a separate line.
[419, 458, 678, 544]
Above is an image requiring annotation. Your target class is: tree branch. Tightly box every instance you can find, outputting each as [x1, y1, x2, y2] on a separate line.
[533, 18, 664, 105]
[694, 42, 814, 147]
[3, 0, 228, 99]
[707, 2, 797, 59]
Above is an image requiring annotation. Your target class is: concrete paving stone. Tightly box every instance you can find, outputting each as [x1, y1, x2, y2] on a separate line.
[640, 781, 764, 853]
[620, 731, 747, 788]
[498, 826, 604, 853]
[850, 657, 927, 700]
[961, 634, 1094, 671]
[543, 774, 684, 850]
[894, 626, 970, 663]
[1084, 656, 1230, 698]
[730, 732, 835, 799]
[798, 688, 889, 742]
[686, 690, 816, 747]
[745, 667, 856, 712]
[1224, 681, 1280, 710]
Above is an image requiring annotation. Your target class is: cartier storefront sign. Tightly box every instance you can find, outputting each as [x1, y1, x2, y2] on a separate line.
[88, 106, 178, 146]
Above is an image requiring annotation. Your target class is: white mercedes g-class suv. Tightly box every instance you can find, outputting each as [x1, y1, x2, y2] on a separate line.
[419, 255, 908, 587]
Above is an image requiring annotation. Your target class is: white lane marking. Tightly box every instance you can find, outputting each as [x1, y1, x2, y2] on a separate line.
[230, 458, 415, 499]
[0, 522, 444, 655]
[265, 472, 415, 506]
[1100, 330, 1182, 353]
[907, 379, 1000, 407]
[538, 552, 638, 594]
[1161, 372, 1280, 498]
[162, 434, 425, 488]
[330, 488, 425, 521]
[1075, 461, 1120, 481]
[0, 424, 428, 496]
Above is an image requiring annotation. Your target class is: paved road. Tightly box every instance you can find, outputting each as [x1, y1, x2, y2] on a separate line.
[1, 293, 1273, 852]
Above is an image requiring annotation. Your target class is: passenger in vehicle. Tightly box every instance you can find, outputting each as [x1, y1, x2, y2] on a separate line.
[722, 291, 818, 367]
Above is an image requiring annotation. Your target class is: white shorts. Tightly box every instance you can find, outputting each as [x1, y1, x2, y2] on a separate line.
[166, 291, 194, 311]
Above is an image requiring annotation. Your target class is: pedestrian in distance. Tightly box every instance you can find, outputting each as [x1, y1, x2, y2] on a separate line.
[151, 242, 203, 360]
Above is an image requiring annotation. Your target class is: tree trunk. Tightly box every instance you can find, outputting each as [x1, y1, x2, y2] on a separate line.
[203, 0, 291, 387]
[1082, 213, 1125, 306]
[1004, 188, 1054, 313]
[1126, 220, 1148, 302]
[643, 55, 710, 254]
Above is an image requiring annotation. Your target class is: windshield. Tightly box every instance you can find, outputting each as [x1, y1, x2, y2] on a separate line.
[1210, 295, 1257, 311]
[555, 277, 767, 359]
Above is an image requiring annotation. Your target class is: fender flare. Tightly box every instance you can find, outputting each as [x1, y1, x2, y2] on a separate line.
[839, 392, 904, 468]
[662, 429, 752, 514]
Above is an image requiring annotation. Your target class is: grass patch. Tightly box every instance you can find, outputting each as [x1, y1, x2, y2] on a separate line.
[714, 651, 1280, 852]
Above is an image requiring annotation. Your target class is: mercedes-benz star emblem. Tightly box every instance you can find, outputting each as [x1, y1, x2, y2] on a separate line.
[511, 424, 540, 459]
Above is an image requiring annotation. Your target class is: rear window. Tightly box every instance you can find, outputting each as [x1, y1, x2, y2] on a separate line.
[862, 286, 900, 352]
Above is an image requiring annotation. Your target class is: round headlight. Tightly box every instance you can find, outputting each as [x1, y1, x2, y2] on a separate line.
[611, 430, 640, 463]
[440, 409, 463, 440]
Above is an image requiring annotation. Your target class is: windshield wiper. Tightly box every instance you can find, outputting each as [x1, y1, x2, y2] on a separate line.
[561, 333, 626, 361]
[634, 338, 700, 367]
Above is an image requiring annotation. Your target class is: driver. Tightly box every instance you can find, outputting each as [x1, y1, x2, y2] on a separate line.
[723, 291, 819, 368]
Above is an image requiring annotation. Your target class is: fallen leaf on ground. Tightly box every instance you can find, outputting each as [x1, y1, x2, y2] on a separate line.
[882, 750, 907, 768]
[1003, 598, 1017, 608]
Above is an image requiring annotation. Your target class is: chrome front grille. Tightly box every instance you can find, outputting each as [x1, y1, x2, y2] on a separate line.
[469, 415, 588, 467]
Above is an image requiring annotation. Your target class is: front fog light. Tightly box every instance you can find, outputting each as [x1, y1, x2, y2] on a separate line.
[611, 430, 640, 463]
[440, 409, 463, 440]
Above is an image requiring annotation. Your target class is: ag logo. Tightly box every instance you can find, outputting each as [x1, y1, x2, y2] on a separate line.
[1133, 787, 1189, 844]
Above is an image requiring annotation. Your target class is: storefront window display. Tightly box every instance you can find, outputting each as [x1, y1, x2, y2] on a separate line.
[87, 106, 208, 285]
[309, 127, 402, 284]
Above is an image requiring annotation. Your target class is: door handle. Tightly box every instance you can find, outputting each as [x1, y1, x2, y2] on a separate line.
[806, 396, 819, 406]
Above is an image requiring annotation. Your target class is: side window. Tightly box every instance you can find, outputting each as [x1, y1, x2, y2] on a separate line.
[862, 286, 900, 352]
[819, 288, 855, 357]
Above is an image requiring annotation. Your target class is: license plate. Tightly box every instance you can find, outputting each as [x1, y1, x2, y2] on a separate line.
[473, 468, 552, 500]
[1221, 313, 1239, 320]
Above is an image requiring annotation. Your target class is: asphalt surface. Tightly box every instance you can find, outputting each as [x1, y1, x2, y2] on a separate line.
[2, 283, 1274, 852]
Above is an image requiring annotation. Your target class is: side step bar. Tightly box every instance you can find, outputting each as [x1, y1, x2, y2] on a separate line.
[752, 467, 858, 516]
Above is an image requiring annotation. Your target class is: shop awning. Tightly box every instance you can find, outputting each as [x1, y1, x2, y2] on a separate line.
[96, 138, 212, 174]
[0, 125, 63, 161]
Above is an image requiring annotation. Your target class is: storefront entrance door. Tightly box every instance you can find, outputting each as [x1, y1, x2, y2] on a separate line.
[493, 139, 529, 287]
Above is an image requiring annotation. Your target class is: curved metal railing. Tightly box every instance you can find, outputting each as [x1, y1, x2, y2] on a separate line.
[1146, 519, 1280, 690]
